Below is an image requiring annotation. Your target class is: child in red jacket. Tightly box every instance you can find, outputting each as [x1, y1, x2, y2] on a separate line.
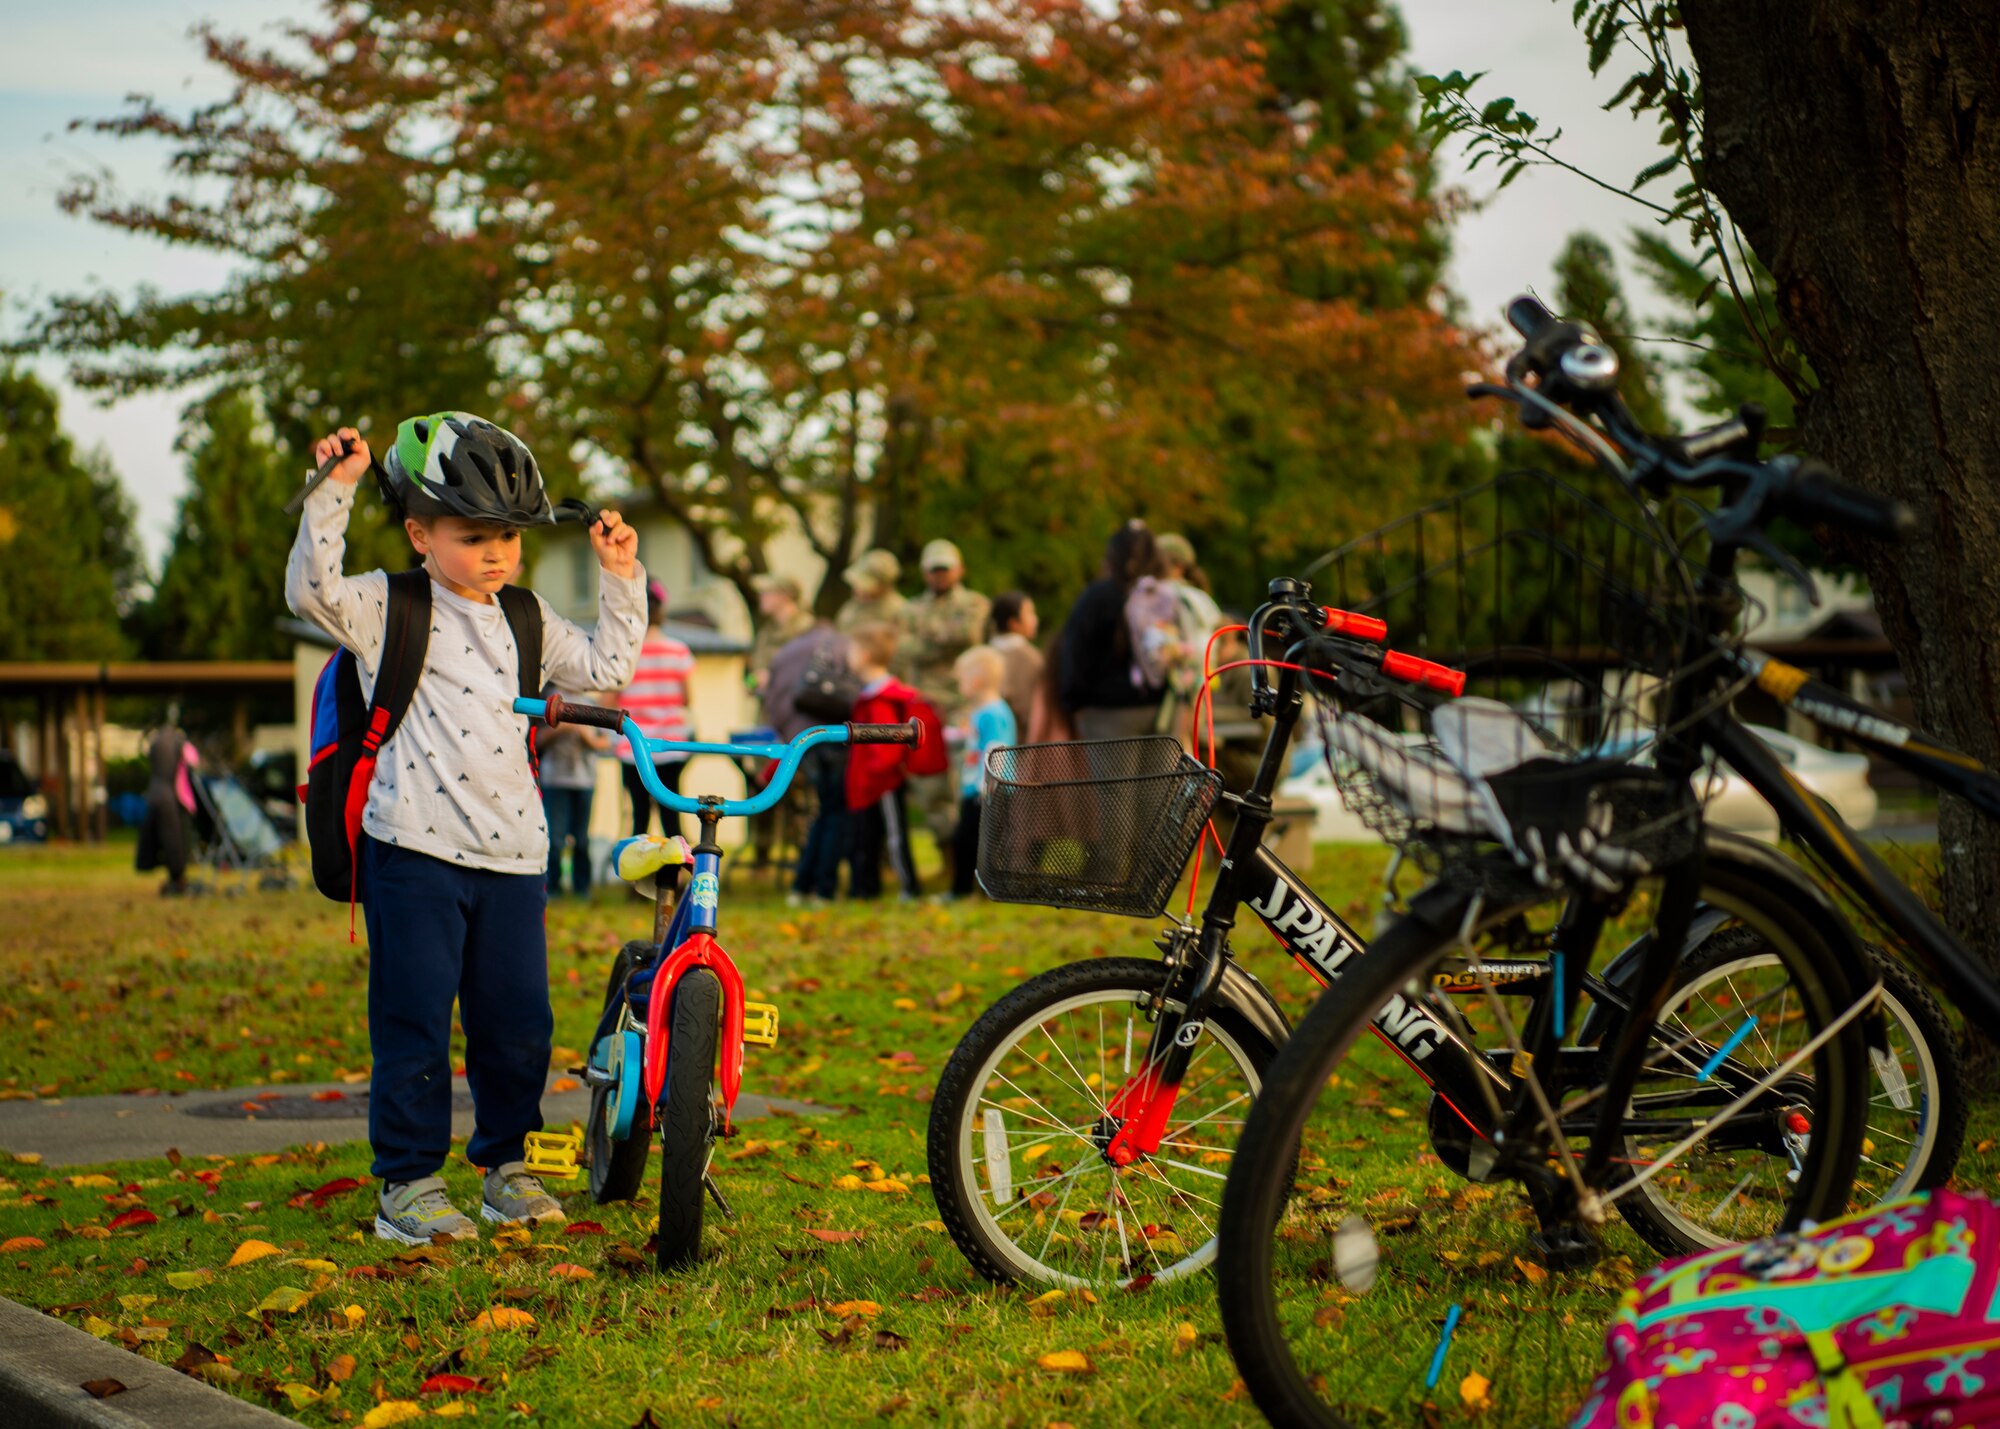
[844, 620, 945, 898]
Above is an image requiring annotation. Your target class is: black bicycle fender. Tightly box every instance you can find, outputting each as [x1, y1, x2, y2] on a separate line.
[1214, 958, 1292, 1054]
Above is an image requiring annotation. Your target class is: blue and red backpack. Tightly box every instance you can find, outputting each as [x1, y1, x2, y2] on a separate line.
[300, 568, 543, 909]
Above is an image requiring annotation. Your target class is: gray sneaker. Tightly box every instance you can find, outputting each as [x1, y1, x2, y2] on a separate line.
[374, 1177, 479, 1245]
[481, 1162, 566, 1225]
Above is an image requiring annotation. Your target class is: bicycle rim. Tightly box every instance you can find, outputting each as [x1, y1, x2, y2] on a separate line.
[957, 985, 1263, 1288]
[1617, 937, 1937, 1252]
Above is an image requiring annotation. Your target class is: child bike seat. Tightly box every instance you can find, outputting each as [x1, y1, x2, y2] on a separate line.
[611, 834, 692, 900]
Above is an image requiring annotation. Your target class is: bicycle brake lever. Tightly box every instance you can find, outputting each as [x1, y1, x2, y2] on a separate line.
[1706, 468, 1822, 607]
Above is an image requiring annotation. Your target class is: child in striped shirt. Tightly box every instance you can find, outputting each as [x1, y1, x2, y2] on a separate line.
[617, 580, 697, 839]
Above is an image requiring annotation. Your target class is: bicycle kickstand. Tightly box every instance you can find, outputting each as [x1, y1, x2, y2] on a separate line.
[703, 1173, 736, 1221]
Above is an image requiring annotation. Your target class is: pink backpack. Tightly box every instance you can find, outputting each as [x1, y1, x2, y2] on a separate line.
[1570, 1189, 2000, 1429]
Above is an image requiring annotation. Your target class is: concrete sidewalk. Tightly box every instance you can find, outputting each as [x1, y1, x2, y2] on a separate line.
[0, 1079, 837, 1168]
[0, 1295, 290, 1428]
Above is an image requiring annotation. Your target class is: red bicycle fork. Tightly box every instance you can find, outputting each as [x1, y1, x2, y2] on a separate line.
[641, 932, 753, 1131]
[1101, 1061, 1185, 1166]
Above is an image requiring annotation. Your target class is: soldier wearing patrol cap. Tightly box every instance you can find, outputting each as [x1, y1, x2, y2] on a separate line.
[836, 548, 907, 636]
[902, 540, 991, 711]
[749, 572, 816, 694]
[901, 538, 991, 873]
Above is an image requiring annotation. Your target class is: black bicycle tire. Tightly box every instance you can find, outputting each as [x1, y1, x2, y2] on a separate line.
[588, 942, 654, 1205]
[655, 967, 720, 1271]
[927, 956, 1281, 1287]
[1216, 891, 1867, 1429]
[1616, 926, 1966, 1256]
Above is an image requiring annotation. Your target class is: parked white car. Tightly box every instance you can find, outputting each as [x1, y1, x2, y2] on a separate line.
[1699, 726, 1878, 838]
[1280, 724, 1876, 846]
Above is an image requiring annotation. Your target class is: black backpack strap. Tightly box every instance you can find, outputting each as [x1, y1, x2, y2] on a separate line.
[369, 569, 433, 750]
[496, 585, 546, 776]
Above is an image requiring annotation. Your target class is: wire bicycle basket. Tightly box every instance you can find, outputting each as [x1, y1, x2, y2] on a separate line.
[976, 736, 1223, 918]
[1300, 468, 1760, 892]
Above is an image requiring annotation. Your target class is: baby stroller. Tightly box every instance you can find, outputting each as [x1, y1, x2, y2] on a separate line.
[190, 772, 295, 891]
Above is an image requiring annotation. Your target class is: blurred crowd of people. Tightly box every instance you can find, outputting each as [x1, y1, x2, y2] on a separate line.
[537, 519, 1231, 903]
[732, 519, 1230, 906]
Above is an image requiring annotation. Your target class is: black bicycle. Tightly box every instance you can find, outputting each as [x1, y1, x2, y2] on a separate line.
[926, 472, 1956, 1293]
[1213, 298, 1999, 1427]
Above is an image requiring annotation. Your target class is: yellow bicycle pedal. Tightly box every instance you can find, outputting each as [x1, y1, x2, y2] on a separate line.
[741, 1001, 780, 1048]
[522, 1129, 582, 1181]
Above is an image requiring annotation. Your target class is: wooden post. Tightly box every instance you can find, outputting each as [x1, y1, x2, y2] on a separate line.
[93, 685, 109, 841]
[53, 689, 72, 840]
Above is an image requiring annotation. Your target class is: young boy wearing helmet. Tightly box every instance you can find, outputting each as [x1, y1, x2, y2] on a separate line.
[286, 417, 645, 1244]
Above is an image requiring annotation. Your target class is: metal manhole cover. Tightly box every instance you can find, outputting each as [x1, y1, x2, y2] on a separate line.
[185, 1092, 475, 1121]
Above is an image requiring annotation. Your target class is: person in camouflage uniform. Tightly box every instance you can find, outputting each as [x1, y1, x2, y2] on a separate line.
[901, 539, 991, 873]
[836, 548, 907, 636]
[749, 573, 816, 694]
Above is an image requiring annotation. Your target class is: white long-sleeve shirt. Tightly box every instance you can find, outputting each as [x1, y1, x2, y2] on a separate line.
[285, 480, 646, 874]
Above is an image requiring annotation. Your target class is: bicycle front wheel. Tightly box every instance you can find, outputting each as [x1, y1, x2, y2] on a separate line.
[655, 967, 720, 1271]
[1217, 886, 1869, 1429]
[928, 956, 1279, 1289]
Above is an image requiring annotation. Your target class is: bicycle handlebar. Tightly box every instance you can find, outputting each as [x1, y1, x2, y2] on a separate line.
[1491, 293, 1914, 547]
[514, 696, 921, 816]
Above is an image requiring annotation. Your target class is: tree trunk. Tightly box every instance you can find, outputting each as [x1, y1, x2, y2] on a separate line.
[1679, 1, 2000, 980]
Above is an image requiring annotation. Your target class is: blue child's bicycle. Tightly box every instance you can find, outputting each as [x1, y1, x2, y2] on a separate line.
[514, 692, 922, 1269]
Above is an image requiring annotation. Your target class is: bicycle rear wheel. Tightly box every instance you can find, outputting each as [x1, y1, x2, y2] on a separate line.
[1216, 885, 1868, 1429]
[587, 942, 653, 1205]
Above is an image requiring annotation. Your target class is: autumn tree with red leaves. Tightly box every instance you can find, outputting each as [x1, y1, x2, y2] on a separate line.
[29, 0, 1472, 611]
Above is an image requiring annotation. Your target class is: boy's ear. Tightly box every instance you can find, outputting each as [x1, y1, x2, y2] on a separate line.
[405, 516, 432, 554]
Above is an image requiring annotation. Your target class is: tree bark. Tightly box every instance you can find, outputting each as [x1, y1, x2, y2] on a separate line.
[1679, 0, 2000, 975]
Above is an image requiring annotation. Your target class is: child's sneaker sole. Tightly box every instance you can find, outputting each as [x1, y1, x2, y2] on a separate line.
[372, 1214, 477, 1246]
[479, 1202, 566, 1225]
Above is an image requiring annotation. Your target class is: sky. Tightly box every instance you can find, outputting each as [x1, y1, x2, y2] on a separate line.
[3, 1, 1675, 570]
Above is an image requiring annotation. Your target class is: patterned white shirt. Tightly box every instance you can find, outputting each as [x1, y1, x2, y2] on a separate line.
[285, 481, 646, 873]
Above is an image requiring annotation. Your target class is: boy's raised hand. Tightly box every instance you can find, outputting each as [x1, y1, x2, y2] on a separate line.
[312, 428, 371, 485]
[590, 509, 639, 579]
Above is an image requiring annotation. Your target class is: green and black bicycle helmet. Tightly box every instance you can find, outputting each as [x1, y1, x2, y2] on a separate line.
[379, 411, 556, 526]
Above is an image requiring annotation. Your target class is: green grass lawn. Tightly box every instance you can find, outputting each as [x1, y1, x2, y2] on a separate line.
[1, 842, 1994, 1428]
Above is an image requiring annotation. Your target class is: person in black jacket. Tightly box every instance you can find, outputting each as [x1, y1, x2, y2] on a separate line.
[1055, 520, 1167, 740]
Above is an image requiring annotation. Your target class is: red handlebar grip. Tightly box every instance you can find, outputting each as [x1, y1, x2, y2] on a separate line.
[1322, 608, 1388, 642]
[1381, 651, 1467, 697]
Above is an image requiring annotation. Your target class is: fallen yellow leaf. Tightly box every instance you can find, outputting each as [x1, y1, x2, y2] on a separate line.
[863, 1179, 910, 1194]
[1171, 1322, 1199, 1356]
[432, 1404, 478, 1419]
[548, 1263, 594, 1281]
[12, 1153, 41, 1166]
[1037, 1350, 1093, 1374]
[248, 1285, 314, 1318]
[361, 1402, 426, 1427]
[340, 1305, 366, 1330]
[0, 1236, 45, 1253]
[249, 1155, 282, 1168]
[1513, 1256, 1549, 1286]
[913, 1220, 946, 1233]
[74, 1226, 110, 1241]
[285, 1258, 338, 1273]
[490, 1228, 532, 1249]
[118, 1294, 156, 1312]
[1460, 1371, 1493, 1410]
[1022, 1145, 1051, 1163]
[228, 1239, 284, 1267]
[67, 1174, 115, 1188]
[83, 1315, 116, 1338]
[827, 1300, 879, 1318]
[830, 1174, 865, 1191]
[278, 1382, 323, 1409]
[471, 1306, 536, 1331]
[165, 1271, 213, 1290]
[892, 998, 918, 1011]
[1028, 1291, 1067, 1307]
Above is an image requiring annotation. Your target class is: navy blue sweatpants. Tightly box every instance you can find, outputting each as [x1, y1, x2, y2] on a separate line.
[358, 835, 552, 1183]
